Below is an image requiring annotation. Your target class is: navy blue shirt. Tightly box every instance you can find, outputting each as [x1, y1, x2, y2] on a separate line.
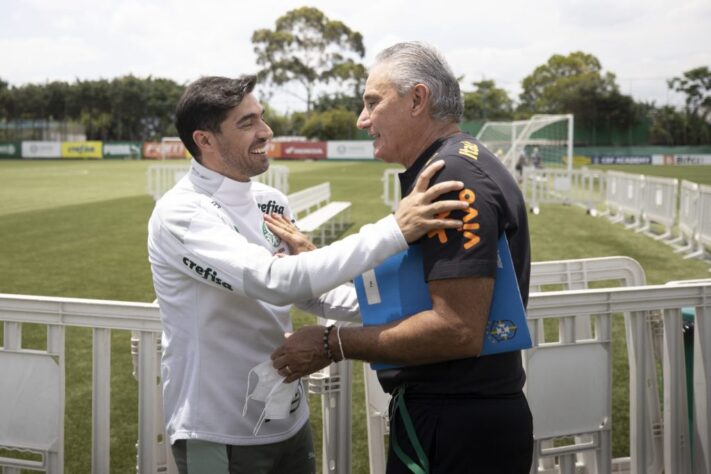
[377, 133, 531, 396]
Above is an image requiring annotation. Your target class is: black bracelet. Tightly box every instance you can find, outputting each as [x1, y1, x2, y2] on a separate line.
[323, 325, 336, 362]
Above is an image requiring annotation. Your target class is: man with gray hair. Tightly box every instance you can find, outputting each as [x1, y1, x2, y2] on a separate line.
[272, 42, 533, 473]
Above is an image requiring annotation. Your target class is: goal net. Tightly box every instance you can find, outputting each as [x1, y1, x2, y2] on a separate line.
[476, 114, 573, 175]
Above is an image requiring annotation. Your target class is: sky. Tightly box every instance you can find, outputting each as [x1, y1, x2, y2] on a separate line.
[2, 0, 710, 113]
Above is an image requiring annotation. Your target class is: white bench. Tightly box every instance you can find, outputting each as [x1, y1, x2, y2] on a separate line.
[288, 182, 351, 246]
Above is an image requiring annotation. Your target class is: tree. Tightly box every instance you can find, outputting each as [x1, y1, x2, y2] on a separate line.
[650, 106, 685, 145]
[668, 66, 711, 120]
[647, 104, 711, 146]
[44, 81, 70, 121]
[661, 66, 711, 145]
[13, 83, 52, 119]
[518, 51, 638, 142]
[290, 111, 308, 137]
[109, 75, 147, 139]
[300, 108, 358, 140]
[519, 52, 616, 114]
[140, 77, 185, 139]
[262, 104, 292, 137]
[69, 79, 112, 140]
[462, 80, 513, 120]
[667, 65, 711, 144]
[0, 78, 12, 119]
[312, 91, 363, 114]
[252, 7, 366, 112]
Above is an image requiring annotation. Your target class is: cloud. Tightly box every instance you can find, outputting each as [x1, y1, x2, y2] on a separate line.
[1, 0, 709, 109]
[0, 36, 102, 84]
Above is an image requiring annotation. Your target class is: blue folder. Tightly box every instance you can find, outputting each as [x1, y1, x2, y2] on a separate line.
[354, 234, 532, 370]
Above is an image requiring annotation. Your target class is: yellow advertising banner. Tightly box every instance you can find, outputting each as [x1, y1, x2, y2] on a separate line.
[61, 141, 103, 159]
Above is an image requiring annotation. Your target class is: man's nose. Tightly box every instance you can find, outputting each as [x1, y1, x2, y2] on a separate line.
[356, 108, 370, 130]
[258, 120, 273, 140]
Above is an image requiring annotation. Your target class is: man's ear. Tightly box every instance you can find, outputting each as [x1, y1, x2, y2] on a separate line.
[192, 130, 214, 155]
[411, 83, 430, 117]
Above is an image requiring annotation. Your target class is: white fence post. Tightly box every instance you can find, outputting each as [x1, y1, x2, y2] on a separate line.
[308, 321, 353, 474]
[695, 184, 711, 259]
[693, 302, 711, 473]
[637, 175, 678, 240]
[381, 169, 401, 213]
[92, 328, 111, 474]
[672, 180, 701, 255]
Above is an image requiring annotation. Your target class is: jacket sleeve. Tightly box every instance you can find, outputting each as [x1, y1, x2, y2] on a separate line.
[294, 283, 361, 322]
[148, 198, 407, 306]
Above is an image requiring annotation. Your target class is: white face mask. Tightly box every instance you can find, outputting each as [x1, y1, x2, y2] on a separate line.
[243, 360, 299, 435]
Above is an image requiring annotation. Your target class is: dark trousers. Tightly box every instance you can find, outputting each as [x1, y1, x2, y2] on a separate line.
[386, 391, 533, 474]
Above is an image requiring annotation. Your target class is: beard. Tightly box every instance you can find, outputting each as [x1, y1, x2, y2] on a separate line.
[217, 139, 270, 179]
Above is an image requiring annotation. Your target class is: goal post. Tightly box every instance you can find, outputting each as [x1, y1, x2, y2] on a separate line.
[476, 114, 574, 175]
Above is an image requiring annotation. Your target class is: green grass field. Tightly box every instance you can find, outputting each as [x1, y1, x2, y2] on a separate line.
[0, 159, 710, 472]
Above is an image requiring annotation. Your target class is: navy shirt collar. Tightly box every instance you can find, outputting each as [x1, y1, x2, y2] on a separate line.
[398, 138, 446, 197]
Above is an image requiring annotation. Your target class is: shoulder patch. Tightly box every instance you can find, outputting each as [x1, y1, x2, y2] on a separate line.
[458, 140, 479, 160]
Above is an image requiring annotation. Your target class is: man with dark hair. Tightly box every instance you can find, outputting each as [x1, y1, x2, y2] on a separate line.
[147, 74, 467, 473]
[175, 76, 258, 162]
[272, 42, 534, 473]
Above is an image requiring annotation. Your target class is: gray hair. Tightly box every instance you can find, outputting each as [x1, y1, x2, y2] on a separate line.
[374, 42, 463, 122]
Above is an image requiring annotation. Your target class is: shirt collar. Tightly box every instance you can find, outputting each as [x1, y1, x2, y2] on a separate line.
[189, 159, 254, 206]
[398, 138, 446, 197]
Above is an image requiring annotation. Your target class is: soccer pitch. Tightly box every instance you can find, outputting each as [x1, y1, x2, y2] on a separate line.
[0, 159, 710, 472]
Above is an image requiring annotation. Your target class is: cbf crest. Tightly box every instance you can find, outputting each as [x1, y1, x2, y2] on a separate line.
[486, 319, 518, 344]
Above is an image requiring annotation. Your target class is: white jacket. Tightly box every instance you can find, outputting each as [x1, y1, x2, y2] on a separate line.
[147, 159, 407, 445]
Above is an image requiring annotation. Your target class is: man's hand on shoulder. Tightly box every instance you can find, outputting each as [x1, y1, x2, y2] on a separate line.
[395, 160, 468, 242]
[264, 213, 316, 254]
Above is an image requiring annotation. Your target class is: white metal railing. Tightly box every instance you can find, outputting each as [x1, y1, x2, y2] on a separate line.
[146, 163, 290, 201]
[381, 161, 707, 260]
[522, 168, 606, 213]
[636, 175, 678, 240]
[521, 169, 680, 245]
[604, 171, 646, 228]
[0, 295, 163, 474]
[603, 170, 625, 219]
[2, 276, 710, 474]
[450, 167, 708, 260]
[697, 184, 711, 255]
[528, 282, 711, 474]
[672, 180, 702, 255]
[146, 164, 189, 201]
